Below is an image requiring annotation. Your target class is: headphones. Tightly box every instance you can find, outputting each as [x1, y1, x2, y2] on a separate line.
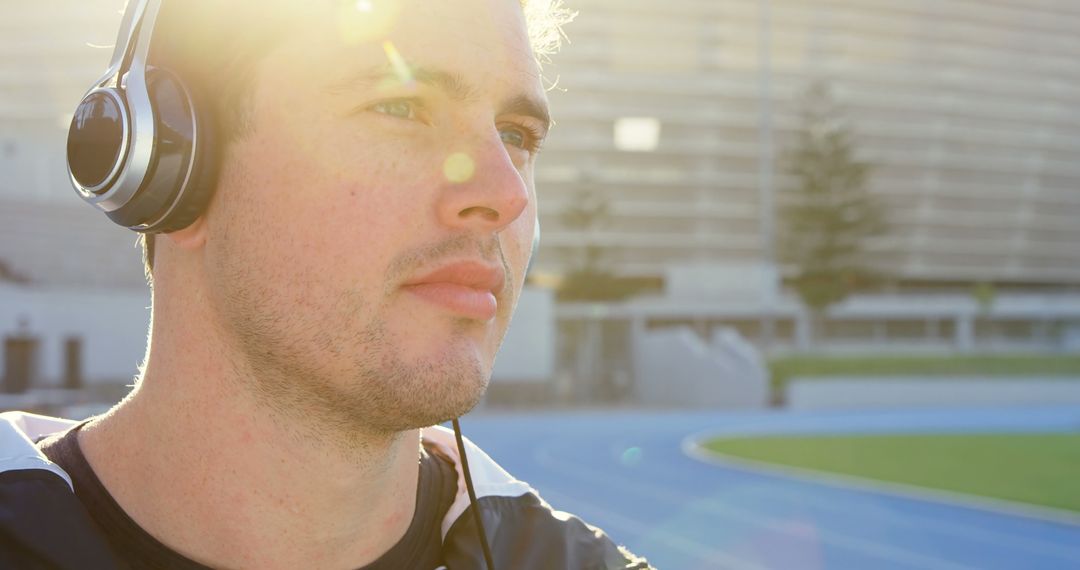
[66, 0, 217, 233]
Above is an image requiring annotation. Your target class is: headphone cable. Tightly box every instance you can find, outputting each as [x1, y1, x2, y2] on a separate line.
[451, 418, 495, 570]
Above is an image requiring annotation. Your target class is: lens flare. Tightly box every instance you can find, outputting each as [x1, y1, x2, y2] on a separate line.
[620, 447, 643, 467]
[444, 153, 476, 184]
[337, 0, 401, 44]
[382, 40, 414, 88]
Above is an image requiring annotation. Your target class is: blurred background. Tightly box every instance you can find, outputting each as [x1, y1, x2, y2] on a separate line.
[2, 1, 1079, 568]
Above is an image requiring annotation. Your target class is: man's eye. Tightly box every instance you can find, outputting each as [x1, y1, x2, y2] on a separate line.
[500, 125, 543, 153]
[500, 129, 525, 148]
[371, 100, 416, 120]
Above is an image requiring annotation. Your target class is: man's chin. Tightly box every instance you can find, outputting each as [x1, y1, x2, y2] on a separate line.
[382, 341, 491, 422]
[391, 370, 489, 431]
[431, 381, 489, 424]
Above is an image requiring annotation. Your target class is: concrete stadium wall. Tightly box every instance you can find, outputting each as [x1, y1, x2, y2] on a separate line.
[0, 284, 150, 386]
[632, 326, 768, 409]
[787, 377, 1080, 410]
[490, 287, 555, 383]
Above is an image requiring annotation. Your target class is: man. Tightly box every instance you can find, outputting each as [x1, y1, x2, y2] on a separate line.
[0, 0, 650, 568]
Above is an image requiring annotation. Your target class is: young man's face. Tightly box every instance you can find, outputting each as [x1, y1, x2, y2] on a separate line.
[200, 0, 546, 433]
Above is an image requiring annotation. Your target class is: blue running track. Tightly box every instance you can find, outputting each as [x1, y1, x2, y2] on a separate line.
[458, 406, 1080, 570]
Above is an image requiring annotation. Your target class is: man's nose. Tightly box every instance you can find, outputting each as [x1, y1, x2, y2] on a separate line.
[434, 132, 530, 233]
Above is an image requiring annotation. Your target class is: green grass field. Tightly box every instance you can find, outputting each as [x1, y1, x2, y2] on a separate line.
[704, 433, 1080, 513]
[768, 354, 1080, 392]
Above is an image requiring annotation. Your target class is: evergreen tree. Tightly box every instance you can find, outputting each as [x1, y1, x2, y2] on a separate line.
[556, 188, 644, 301]
[781, 82, 889, 336]
[560, 188, 610, 277]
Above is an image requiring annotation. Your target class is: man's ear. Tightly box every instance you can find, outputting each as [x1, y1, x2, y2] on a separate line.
[161, 215, 209, 252]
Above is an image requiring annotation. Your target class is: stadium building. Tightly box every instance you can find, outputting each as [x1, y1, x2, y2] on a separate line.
[535, 0, 1080, 290]
[532, 0, 1080, 355]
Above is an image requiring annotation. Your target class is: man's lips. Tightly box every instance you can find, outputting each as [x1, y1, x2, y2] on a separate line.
[401, 261, 506, 320]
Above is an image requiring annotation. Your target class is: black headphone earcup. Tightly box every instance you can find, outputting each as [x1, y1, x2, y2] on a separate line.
[147, 69, 219, 234]
[103, 67, 218, 233]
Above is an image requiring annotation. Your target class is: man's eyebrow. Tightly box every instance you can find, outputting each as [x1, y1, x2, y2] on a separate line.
[500, 94, 552, 132]
[327, 64, 551, 130]
[326, 64, 477, 101]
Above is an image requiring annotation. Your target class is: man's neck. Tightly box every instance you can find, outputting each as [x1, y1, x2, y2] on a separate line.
[78, 345, 422, 569]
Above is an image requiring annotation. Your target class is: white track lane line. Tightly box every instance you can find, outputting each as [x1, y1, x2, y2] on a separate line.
[680, 438, 1080, 563]
[682, 431, 1080, 527]
[534, 446, 979, 570]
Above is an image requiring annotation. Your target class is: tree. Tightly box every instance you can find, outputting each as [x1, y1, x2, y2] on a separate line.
[780, 82, 889, 339]
[560, 188, 610, 277]
[973, 281, 996, 315]
[556, 187, 645, 301]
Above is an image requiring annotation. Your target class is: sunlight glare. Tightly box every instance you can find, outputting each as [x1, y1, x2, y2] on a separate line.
[444, 153, 476, 184]
[382, 40, 415, 88]
[337, 0, 402, 44]
[614, 117, 661, 152]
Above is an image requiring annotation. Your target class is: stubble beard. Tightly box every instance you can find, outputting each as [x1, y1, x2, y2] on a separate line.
[211, 225, 512, 455]
[222, 282, 490, 456]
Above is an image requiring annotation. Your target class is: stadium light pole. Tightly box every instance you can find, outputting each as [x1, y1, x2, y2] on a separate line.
[756, 0, 777, 350]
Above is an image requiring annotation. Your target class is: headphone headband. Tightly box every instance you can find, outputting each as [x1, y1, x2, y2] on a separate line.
[95, 0, 153, 89]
